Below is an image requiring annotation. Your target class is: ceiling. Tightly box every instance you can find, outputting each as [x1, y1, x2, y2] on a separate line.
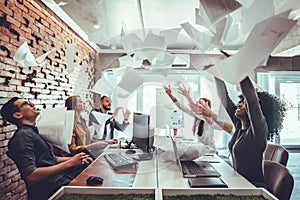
[43, 0, 300, 56]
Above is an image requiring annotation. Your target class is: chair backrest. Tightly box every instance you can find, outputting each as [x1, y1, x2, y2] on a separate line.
[264, 160, 294, 200]
[264, 144, 289, 166]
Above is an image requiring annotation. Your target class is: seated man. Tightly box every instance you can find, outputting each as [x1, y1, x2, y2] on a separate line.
[89, 95, 131, 142]
[0, 97, 93, 200]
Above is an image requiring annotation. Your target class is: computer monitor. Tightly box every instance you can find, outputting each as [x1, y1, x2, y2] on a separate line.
[132, 112, 153, 153]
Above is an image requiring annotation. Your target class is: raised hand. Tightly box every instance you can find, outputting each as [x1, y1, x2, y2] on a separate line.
[178, 85, 190, 98]
[123, 109, 131, 120]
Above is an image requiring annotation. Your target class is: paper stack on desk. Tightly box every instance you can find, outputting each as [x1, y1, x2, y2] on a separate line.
[37, 107, 74, 153]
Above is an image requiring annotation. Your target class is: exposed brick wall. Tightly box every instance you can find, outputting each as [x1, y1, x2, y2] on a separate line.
[0, 0, 96, 199]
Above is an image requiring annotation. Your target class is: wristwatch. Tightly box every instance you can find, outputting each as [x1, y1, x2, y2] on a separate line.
[124, 119, 129, 123]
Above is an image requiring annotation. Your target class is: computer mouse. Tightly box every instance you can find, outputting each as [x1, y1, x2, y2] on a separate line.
[125, 149, 136, 154]
[86, 176, 103, 185]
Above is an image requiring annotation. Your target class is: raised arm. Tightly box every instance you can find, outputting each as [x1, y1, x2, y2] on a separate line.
[240, 77, 268, 140]
[178, 85, 194, 105]
[163, 85, 195, 117]
[190, 101, 233, 134]
[214, 77, 237, 123]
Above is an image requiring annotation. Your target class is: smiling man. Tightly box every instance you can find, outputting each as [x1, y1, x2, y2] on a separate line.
[0, 97, 93, 200]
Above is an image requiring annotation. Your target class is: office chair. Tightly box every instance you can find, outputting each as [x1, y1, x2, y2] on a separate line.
[264, 144, 289, 166]
[264, 160, 294, 200]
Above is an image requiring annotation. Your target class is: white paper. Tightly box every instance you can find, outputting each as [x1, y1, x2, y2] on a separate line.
[66, 43, 76, 73]
[90, 111, 111, 140]
[200, 0, 242, 24]
[121, 33, 144, 54]
[236, 0, 255, 8]
[13, 42, 51, 67]
[206, 16, 296, 84]
[152, 51, 176, 67]
[241, 0, 275, 34]
[35, 50, 52, 64]
[150, 67, 171, 77]
[117, 68, 145, 93]
[181, 22, 214, 51]
[159, 28, 182, 45]
[118, 55, 142, 68]
[37, 107, 74, 153]
[91, 77, 114, 96]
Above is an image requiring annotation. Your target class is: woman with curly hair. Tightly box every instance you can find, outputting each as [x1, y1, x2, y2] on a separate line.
[190, 76, 286, 187]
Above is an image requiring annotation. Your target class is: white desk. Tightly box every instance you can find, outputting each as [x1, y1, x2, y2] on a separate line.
[69, 144, 254, 189]
[157, 152, 255, 189]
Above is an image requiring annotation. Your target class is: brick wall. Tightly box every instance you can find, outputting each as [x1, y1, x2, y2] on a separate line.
[0, 0, 96, 199]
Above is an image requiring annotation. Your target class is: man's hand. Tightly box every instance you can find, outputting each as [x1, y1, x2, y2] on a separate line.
[123, 109, 131, 120]
[69, 152, 93, 166]
[111, 106, 123, 120]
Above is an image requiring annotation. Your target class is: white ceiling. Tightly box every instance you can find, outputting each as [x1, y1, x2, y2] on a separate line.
[44, 0, 300, 56]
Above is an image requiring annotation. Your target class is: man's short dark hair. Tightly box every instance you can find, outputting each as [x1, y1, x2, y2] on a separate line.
[0, 97, 20, 125]
[100, 95, 108, 101]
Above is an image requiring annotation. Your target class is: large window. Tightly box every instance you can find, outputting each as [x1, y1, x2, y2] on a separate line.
[257, 71, 300, 148]
[102, 69, 230, 149]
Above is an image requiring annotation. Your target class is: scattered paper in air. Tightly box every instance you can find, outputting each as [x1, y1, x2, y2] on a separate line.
[117, 68, 145, 93]
[13, 42, 52, 67]
[91, 77, 114, 96]
[206, 15, 296, 84]
[37, 107, 74, 153]
[66, 43, 76, 73]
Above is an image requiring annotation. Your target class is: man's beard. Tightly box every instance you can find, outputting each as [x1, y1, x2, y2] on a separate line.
[103, 105, 111, 111]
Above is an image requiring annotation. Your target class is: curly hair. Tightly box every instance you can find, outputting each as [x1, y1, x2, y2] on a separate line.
[257, 91, 287, 141]
[238, 92, 287, 141]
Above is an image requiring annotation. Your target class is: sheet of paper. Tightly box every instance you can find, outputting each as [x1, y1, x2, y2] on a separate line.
[152, 51, 176, 67]
[35, 50, 52, 64]
[150, 67, 171, 77]
[118, 55, 142, 68]
[117, 68, 145, 93]
[236, 0, 255, 8]
[200, 0, 242, 24]
[13, 42, 50, 67]
[206, 15, 296, 84]
[159, 28, 182, 45]
[91, 111, 111, 140]
[195, 8, 214, 32]
[66, 43, 76, 73]
[241, 0, 274, 34]
[37, 108, 74, 153]
[91, 77, 114, 96]
[181, 22, 214, 51]
[121, 33, 144, 54]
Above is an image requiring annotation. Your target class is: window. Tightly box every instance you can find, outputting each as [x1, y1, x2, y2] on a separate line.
[102, 69, 230, 148]
[257, 71, 300, 148]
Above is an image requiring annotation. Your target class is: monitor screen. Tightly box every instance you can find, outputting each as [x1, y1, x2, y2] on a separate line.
[132, 112, 153, 152]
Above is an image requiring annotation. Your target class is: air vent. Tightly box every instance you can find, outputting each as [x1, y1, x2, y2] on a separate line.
[171, 54, 190, 68]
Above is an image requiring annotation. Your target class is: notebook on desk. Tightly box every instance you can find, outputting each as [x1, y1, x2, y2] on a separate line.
[170, 136, 221, 178]
[188, 177, 228, 188]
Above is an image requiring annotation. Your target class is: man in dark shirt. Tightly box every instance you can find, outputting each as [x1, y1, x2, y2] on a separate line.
[1, 97, 93, 200]
[89, 96, 130, 142]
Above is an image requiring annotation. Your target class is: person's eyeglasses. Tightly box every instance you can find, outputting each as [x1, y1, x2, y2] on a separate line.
[18, 101, 32, 109]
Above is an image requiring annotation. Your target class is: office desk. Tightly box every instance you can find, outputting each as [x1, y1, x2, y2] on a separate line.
[68, 148, 157, 188]
[157, 152, 255, 189]
[69, 147, 254, 189]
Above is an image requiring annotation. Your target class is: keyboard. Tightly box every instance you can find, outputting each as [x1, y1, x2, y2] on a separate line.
[182, 161, 206, 175]
[104, 152, 138, 170]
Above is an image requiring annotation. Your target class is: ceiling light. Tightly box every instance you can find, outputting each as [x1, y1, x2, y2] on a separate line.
[93, 23, 101, 29]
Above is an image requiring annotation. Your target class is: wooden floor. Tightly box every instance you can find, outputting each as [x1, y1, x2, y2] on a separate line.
[287, 151, 300, 200]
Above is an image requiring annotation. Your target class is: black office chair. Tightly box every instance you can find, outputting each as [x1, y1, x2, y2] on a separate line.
[264, 160, 294, 200]
[264, 144, 289, 166]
